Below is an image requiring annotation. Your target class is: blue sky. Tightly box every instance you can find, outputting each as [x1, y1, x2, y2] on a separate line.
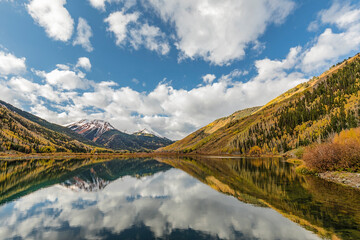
[0, 0, 360, 139]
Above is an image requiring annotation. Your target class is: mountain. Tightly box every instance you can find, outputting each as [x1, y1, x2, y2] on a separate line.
[0, 101, 99, 153]
[0, 100, 97, 147]
[66, 119, 115, 141]
[67, 119, 173, 151]
[133, 128, 163, 138]
[160, 53, 360, 154]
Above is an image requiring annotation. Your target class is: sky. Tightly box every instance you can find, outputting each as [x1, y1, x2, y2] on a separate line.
[0, 0, 360, 140]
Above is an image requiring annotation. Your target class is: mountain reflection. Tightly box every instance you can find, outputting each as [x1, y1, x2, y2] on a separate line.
[156, 156, 360, 240]
[0, 157, 320, 240]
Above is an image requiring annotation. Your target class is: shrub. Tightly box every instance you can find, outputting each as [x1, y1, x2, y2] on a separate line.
[294, 147, 305, 159]
[303, 127, 360, 172]
[249, 146, 262, 156]
[303, 143, 342, 172]
[287, 158, 303, 165]
[295, 165, 317, 175]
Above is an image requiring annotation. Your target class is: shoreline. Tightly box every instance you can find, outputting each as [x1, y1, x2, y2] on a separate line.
[2, 153, 359, 190]
[318, 172, 360, 189]
[0, 152, 283, 160]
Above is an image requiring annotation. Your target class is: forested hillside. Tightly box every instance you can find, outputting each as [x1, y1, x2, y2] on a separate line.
[0, 104, 95, 153]
[160, 53, 360, 154]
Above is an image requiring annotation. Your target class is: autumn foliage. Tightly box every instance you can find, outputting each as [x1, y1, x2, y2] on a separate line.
[303, 128, 360, 172]
[249, 146, 262, 156]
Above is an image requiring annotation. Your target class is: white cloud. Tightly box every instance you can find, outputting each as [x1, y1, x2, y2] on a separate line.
[105, 10, 139, 45]
[255, 46, 302, 82]
[318, 1, 360, 29]
[4, 1, 360, 140]
[0, 46, 307, 140]
[302, 1, 360, 72]
[76, 57, 92, 71]
[1, 76, 65, 106]
[145, 0, 295, 65]
[45, 69, 90, 90]
[88, 0, 107, 10]
[33, 48, 305, 140]
[8, 77, 38, 93]
[302, 28, 360, 72]
[56, 64, 70, 71]
[202, 74, 216, 84]
[0, 51, 26, 75]
[129, 23, 170, 55]
[27, 0, 74, 42]
[105, 10, 170, 55]
[73, 18, 94, 52]
[88, 0, 136, 11]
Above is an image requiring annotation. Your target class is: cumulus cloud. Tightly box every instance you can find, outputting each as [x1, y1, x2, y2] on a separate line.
[27, 0, 74, 42]
[76, 57, 92, 71]
[8, 77, 38, 93]
[45, 69, 90, 90]
[1, 76, 64, 106]
[255, 46, 302, 82]
[3, 1, 359, 140]
[73, 18, 94, 52]
[88, 0, 107, 10]
[202, 74, 216, 84]
[0, 46, 307, 140]
[302, 1, 360, 72]
[105, 10, 170, 54]
[105, 10, 139, 45]
[318, 1, 360, 29]
[0, 51, 26, 75]
[88, 0, 136, 11]
[145, 0, 295, 65]
[129, 23, 170, 55]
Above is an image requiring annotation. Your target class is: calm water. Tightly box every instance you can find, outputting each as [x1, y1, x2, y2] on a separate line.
[0, 157, 359, 240]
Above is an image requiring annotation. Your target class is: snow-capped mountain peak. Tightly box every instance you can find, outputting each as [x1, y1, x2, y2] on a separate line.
[133, 128, 163, 138]
[66, 119, 115, 141]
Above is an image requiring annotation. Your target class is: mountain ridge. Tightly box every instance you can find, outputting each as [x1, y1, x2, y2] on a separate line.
[0, 102, 98, 153]
[66, 119, 115, 142]
[66, 119, 173, 151]
[160, 53, 360, 154]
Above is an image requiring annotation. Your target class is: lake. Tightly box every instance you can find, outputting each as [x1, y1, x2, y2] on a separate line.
[0, 156, 359, 239]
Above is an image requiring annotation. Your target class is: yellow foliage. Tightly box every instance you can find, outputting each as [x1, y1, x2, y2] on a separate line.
[39, 146, 56, 153]
[249, 146, 262, 156]
[333, 128, 360, 145]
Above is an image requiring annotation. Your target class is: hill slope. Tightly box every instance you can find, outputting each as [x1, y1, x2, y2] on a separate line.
[0, 100, 96, 147]
[0, 102, 97, 153]
[160, 53, 360, 154]
[160, 106, 261, 153]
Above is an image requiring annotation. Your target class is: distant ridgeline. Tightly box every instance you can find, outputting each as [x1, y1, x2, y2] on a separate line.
[66, 120, 173, 151]
[160, 53, 360, 154]
[0, 101, 173, 154]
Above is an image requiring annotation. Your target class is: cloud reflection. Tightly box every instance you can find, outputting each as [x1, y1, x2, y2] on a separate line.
[0, 169, 319, 240]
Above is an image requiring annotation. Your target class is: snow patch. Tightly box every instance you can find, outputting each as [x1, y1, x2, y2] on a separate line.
[133, 128, 163, 138]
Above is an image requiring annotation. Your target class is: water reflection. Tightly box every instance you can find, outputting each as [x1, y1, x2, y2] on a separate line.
[156, 156, 360, 240]
[0, 157, 321, 240]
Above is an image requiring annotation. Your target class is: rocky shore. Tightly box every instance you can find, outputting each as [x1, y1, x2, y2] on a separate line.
[318, 172, 360, 189]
